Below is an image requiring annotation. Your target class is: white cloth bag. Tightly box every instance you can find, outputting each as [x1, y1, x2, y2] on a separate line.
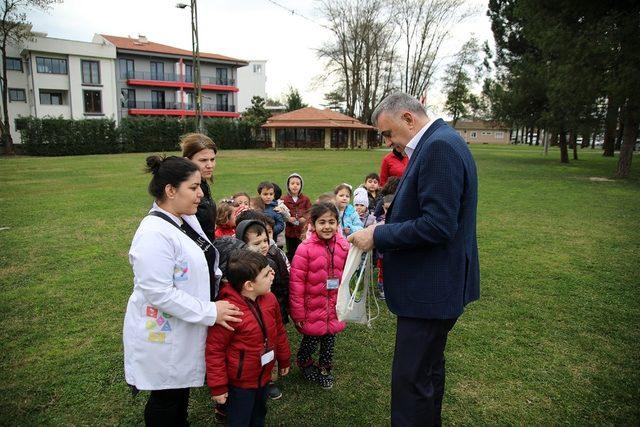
[336, 246, 379, 325]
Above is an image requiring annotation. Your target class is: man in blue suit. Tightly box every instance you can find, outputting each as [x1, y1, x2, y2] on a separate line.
[349, 92, 480, 426]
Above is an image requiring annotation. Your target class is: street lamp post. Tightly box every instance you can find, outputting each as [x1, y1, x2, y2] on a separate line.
[177, 1, 204, 133]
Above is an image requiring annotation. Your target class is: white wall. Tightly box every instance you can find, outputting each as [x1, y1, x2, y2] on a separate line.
[236, 60, 266, 113]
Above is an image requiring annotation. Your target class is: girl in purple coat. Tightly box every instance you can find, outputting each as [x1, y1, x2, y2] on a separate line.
[289, 202, 349, 389]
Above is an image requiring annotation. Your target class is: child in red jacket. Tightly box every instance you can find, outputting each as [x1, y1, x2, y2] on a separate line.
[206, 249, 291, 426]
[289, 202, 349, 390]
[282, 173, 312, 261]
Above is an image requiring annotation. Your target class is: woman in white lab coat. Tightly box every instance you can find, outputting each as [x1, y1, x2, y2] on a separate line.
[123, 155, 243, 426]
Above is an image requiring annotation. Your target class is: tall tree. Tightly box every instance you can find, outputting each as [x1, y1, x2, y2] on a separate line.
[241, 96, 271, 127]
[322, 89, 346, 112]
[443, 38, 481, 126]
[1, 0, 59, 155]
[284, 87, 307, 112]
[392, 0, 475, 99]
[317, 0, 397, 122]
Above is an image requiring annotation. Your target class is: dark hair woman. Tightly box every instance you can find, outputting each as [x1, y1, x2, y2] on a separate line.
[181, 133, 218, 240]
[123, 155, 243, 426]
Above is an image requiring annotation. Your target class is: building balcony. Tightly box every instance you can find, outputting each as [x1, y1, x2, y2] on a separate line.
[123, 72, 238, 92]
[126, 101, 239, 118]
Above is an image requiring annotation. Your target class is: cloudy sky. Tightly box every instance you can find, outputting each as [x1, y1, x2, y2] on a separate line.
[27, 0, 493, 116]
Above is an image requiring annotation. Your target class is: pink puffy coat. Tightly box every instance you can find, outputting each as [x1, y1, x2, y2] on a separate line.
[289, 232, 349, 336]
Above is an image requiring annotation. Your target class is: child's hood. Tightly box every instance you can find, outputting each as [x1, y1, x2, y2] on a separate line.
[286, 172, 304, 195]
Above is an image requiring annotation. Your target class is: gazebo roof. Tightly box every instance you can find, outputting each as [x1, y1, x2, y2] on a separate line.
[261, 107, 376, 130]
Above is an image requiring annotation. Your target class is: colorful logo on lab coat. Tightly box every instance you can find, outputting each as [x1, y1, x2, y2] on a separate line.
[173, 260, 189, 281]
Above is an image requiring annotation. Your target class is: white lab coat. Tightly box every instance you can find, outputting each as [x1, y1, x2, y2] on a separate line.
[123, 206, 221, 390]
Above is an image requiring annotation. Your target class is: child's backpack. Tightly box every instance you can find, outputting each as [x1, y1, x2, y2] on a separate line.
[212, 237, 246, 280]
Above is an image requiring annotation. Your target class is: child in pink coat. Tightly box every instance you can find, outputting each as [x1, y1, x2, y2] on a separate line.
[289, 202, 349, 390]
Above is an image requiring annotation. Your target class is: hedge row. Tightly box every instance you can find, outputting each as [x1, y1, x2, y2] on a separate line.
[16, 116, 263, 156]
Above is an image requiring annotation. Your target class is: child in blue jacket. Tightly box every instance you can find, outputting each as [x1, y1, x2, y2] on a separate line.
[257, 181, 285, 239]
[334, 183, 363, 237]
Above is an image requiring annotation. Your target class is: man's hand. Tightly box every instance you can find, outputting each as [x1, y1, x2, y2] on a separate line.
[279, 367, 290, 376]
[348, 223, 378, 251]
[212, 393, 227, 404]
[214, 301, 243, 331]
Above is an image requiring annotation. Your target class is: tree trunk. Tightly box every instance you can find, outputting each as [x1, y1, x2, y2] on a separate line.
[569, 130, 578, 160]
[591, 132, 596, 149]
[543, 129, 550, 155]
[514, 127, 519, 144]
[615, 94, 639, 178]
[549, 131, 558, 146]
[535, 128, 540, 146]
[615, 103, 625, 151]
[603, 95, 619, 156]
[581, 131, 591, 148]
[528, 127, 533, 145]
[1, 45, 15, 155]
[559, 130, 569, 163]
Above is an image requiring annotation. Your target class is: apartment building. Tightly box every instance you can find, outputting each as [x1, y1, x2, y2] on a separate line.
[236, 60, 267, 113]
[0, 33, 118, 143]
[94, 35, 248, 120]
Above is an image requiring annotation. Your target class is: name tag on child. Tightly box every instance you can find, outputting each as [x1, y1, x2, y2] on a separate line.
[261, 350, 274, 366]
[326, 278, 340, 290]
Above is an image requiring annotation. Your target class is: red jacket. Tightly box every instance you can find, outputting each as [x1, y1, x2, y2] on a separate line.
[289, 233, 349, 336]
[282, 194, 312, 239]
[379, 150, 408, 186]
[215, 223, 236, 239]
[206, 284, 291, 396]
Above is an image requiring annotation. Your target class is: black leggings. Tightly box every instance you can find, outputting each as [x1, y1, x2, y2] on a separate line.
[286, 237, 302, 261]
[297, 334, 336, 370]
[144, 388, 190, 427]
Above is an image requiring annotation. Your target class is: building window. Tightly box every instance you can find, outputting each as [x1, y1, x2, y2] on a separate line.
[216, 68, 228, 85]
[8, 88, 26, 102]
[81, 60, 100, 85]
[121, 89, 136, 108]
[496, 131, 504, 139]
[253, 64, 262, 73]
[39, 90, 65, 105]
[119, 59, 134, 79]
[151, 90, 165, 109]
[83, 90, 102, 114]
[150, 61, 164, 80]
[216, 93, 228, 111]
[185, 64, 193, 83]
[470, 131, 477, 139]
[36, 57, 68, 74]
[7, 57, 22, 71]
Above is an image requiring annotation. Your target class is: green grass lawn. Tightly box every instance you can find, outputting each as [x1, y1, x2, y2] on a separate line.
[0, 146, 638, 425]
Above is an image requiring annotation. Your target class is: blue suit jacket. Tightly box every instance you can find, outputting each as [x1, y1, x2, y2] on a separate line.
[374, 119, 480, 319]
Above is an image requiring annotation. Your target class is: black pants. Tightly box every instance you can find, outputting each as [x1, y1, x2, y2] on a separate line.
[296, 334, 336, 369]
[285, 237, 302, 261]
[144, 388, 190, 427]
[391, 317, 457, 427]
[226, 385, 267, 427]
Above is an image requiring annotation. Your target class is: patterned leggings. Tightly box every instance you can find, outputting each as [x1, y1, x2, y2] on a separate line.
[297, 334, 336, 369]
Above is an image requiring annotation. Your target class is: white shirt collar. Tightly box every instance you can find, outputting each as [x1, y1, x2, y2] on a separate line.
[151, 202, 183, 226]
[404, 118, 437, 160]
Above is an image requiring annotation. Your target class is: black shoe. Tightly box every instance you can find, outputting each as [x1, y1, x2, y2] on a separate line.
[318, 368, 334, 390]
[267, 381, 282, 400]
[214, 403, 227, 424]
[301, 364, 320, 383]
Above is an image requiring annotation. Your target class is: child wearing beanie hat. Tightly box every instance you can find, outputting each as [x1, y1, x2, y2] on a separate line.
[353, 188, 376, 228]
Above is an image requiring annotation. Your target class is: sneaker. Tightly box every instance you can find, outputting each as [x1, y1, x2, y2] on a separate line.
[377, 282, 385, 300]
[267, 381, 282, 400]
[318, 368, 334, 390]
[301, 364, 320, 383]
